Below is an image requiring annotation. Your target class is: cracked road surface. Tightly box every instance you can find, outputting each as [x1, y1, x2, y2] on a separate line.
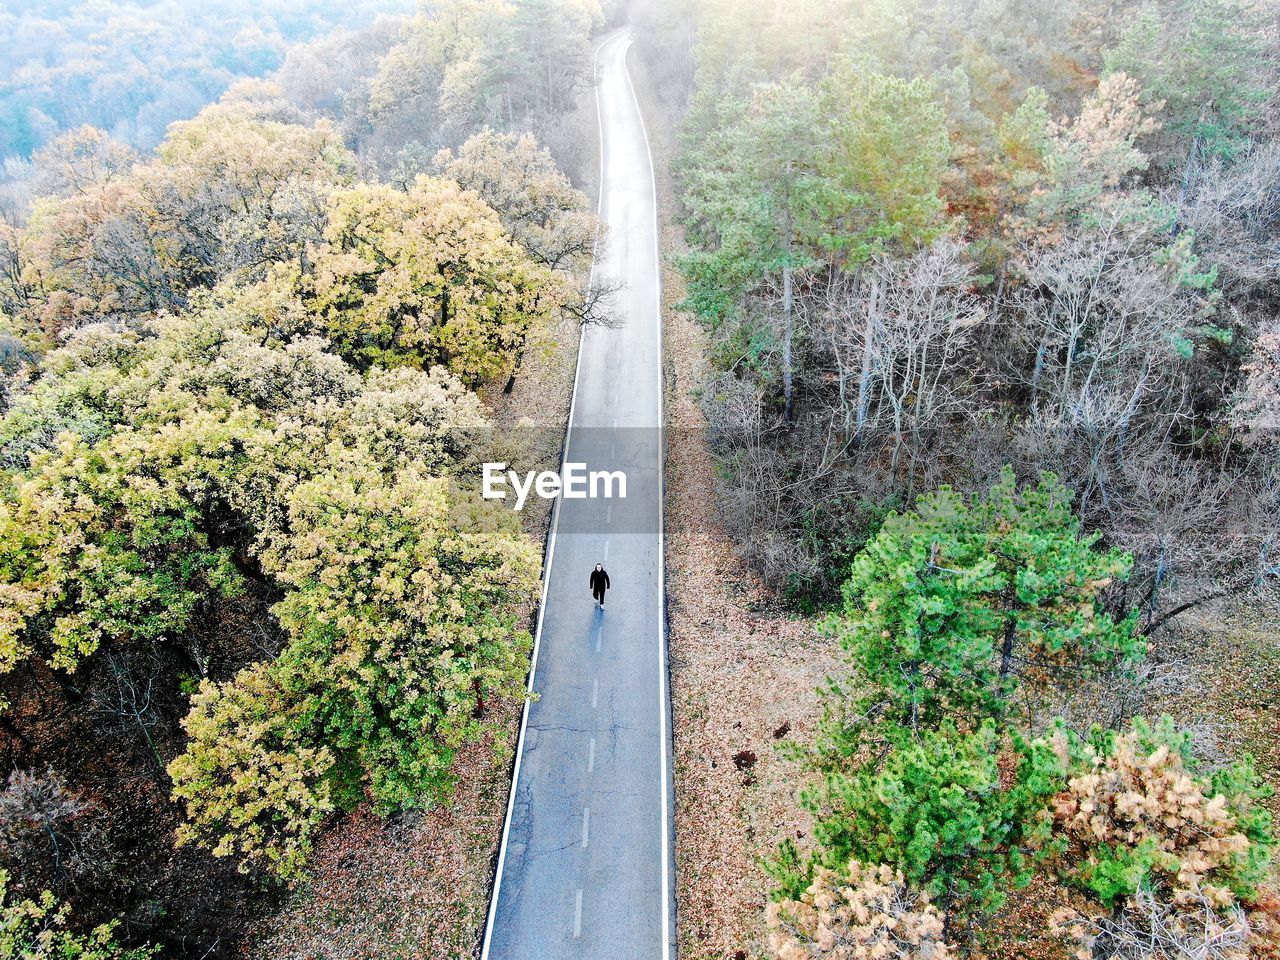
[481, 29, 675, 960]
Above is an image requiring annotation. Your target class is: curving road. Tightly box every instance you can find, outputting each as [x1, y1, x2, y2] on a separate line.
[481, 29, 675, 960]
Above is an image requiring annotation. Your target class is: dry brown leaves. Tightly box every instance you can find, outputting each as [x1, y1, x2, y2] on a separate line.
[246, 718, 517, 960]
[624, 52, 840, 960]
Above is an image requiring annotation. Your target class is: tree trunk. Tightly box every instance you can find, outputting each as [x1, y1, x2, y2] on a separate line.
[999, 612, 1017, 681]
[1173, 134, 1202, 234]
[782, 264, 794, 423]
[853, 275, 877, 448]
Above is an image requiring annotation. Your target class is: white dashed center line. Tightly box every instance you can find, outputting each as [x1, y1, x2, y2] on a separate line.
[573, 889, 583, 938]
[588, 737, 596, 773]
[582, 807, 590, 848]
[591, 679, 598, 709]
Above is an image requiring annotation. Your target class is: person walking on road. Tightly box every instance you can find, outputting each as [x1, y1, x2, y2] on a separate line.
[590, 563, 610, 608]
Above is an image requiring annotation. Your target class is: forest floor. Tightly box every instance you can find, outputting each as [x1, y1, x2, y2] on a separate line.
[246, 104, 597, 960]
[630, 40, 1280, 960]
[630, 48, 841, 960]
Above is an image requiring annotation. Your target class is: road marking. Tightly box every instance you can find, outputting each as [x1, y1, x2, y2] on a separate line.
[595, 622, 601, 652]
[603, 540, 609, 560]
[591, 678, 598, 708]
[588, 737, 596, 773]
[620, 33, 674, 960]
[582, 807, 590, 848]
[479, 32, 611, 960]
[573, 889, 583, 938]
[606, 504, 612, 523]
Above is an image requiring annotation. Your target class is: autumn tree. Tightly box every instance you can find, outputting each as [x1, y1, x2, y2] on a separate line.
[170, 461, 540, 878]
[365, 0, 600, 152]
[168, 661, 336, 880]
[308, 176, 560, 380]
[432, 129, 613, 372]
[999, 73, 1161, 239]
[0, 297, 541, 879]
[1104, 0, 1269, 169]
[29, 127, 137, 200]
[433, 130, 599, 272]
[22, 103, 353, 333]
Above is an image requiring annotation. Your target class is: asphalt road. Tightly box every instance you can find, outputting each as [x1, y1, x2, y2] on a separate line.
[481, 29, 675, 960]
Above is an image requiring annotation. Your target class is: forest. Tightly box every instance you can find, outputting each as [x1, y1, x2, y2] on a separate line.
[635, 0, 1280, 957]
[0, 1, 419, 160]
[0, 0, 612, 955]
[0, 0, 1278, 958]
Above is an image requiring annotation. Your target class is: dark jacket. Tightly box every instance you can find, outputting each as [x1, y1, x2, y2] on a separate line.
[589, 569, 610, 593]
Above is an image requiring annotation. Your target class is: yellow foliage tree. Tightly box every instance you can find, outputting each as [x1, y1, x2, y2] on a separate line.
[308, 176, 560, 381]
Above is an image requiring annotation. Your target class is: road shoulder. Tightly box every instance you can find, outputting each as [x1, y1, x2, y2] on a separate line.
[627, 43, 841, 960]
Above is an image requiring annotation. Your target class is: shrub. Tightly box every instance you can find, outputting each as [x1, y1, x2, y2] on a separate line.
[1051, 887, 1250, 960]
[792, 722, 1058, 922]
[0, 869, 153, 960]
[768, 860, 954, 960]
[1047, 716, 1274, 908]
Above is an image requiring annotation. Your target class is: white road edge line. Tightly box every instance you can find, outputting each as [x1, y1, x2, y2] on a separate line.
[479, 32, 611, 960]
[620, 32, 673, 960]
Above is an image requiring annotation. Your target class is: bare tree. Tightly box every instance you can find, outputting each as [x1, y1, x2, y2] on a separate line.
[1179, 140, 1280, 303]
[89, 652, 164, 771]
[1053, 888, 1252, 960]
[1009, 213, 1205, 511]
[0, 768, 113, 897]
[814, 240, 985, 497]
